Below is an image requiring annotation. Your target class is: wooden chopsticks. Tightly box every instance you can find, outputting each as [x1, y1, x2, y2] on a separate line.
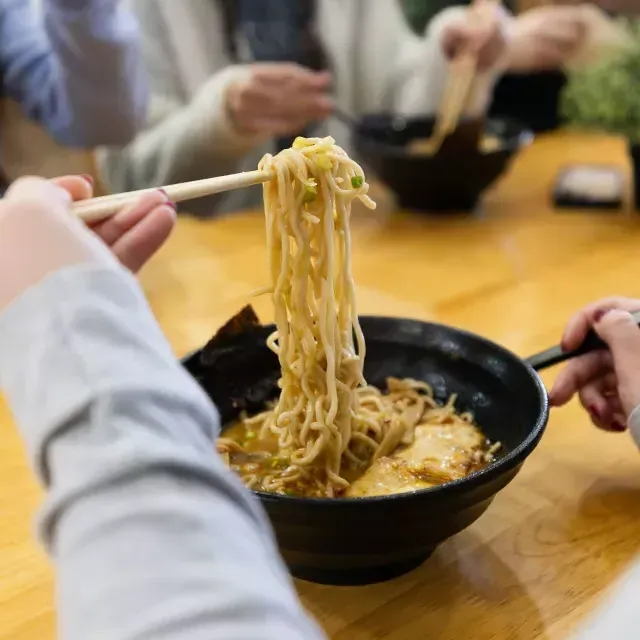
[420, 0, 496, 156]
[422, 52, 478, 156]
[72, 169, 273, 223]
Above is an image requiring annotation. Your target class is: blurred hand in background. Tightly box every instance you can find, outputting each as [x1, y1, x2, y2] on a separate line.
[441, 1, 510, 71]
[227, 63, 333, 137]
[506, 5, 586, 72]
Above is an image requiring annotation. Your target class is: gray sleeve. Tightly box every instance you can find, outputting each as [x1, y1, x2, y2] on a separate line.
[0, 265, 325, 640]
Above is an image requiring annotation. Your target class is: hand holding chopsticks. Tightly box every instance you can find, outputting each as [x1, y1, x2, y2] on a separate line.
[424, 0, 506, 155]
[0, 176, 178, 285]
[71, 169, 273, 223]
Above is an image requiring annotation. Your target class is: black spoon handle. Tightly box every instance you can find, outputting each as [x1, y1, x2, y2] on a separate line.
[526, 310, 640, 372]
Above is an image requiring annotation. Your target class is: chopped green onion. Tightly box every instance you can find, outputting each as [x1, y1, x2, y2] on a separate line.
[303, 184, 317, 203]
[245, 431, 256, 440]
[284, 489, 296, 496]
[351, 175, 364, 188]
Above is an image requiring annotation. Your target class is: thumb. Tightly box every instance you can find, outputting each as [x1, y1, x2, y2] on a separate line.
[51, 175, 94, 202]
[595, 309, 640, 416]
[5, 176, 71, 209]
[308, 70, 332, 88]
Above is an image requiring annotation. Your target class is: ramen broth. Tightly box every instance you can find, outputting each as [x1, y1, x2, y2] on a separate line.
[219, 413, 499, 498]
[214, 137, 501, 499]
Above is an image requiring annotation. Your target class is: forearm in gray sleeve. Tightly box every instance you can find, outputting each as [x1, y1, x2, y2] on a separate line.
[0, 264, 325, 640]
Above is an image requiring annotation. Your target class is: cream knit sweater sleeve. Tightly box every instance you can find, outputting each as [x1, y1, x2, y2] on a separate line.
[97, 0, 265, 214]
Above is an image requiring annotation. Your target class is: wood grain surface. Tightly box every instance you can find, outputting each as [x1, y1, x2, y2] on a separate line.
[2, 132, 640, 639]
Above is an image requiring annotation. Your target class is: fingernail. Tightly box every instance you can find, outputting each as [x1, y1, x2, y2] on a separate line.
[593, 309, 612, 324]
[81, 174, 94, 186]
[155, 189, 177, 210]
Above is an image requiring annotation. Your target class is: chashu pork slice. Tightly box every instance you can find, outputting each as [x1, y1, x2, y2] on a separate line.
[346, 423, 486, 498]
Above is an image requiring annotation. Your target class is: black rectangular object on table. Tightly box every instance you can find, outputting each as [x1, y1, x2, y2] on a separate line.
[553, 165, 624, 211]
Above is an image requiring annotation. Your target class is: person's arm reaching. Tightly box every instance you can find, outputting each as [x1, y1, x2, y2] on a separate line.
[96, 0, 264, 212]
[97, 64, 264, 210]
[97, 0, 333, 215]
[0, 0, 147, 146]
[0, 179, 325, 640]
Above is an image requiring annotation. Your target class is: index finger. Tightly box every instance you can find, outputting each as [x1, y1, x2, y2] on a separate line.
[543, 19, 584, 47]
[254, 64, 331, 89]
[110, 204, 176, 273]
[540, 5, 586, 21]
[561, 297, 640, 351]
[470, 1, 501, 28]
[549, 349, 612, 406]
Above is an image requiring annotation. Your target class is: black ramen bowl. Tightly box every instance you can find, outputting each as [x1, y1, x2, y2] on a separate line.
[353, 115, 533, 213]
[183, 316, 548, 586]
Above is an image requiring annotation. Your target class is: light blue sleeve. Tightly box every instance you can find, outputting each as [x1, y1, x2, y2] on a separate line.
[0, 264, 325, 640]
[0, 0, 148, 146]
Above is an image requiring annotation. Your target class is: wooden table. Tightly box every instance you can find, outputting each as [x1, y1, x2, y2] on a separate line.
[3, 132, 640, 639]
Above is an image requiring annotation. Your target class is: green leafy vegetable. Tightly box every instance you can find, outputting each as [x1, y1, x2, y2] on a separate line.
[562, 18, 640, 142]
[303, 184, 317, 203]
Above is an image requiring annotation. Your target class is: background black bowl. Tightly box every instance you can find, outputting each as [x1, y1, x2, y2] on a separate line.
[490, 71, 567, 134]
[353, 115, 533, 213]
[184, 316, 548, 586]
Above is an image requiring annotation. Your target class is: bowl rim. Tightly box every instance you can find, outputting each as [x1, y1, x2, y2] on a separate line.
[185, 315, 550, 506]
[353, 116, 534, 160]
